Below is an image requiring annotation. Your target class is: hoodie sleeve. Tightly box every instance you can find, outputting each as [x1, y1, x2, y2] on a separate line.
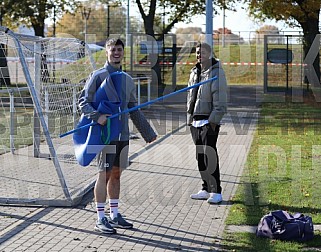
[78, 72, 102, 122]
[130, 110, 157, 143]
[127, 82, 157, 143]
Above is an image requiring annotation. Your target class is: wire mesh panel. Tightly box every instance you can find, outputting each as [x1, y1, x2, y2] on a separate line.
[0, 26, 98, 206]
[264, 35, 305, 92]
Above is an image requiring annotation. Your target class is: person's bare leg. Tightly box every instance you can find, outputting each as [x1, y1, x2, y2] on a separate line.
[107, 166, 121, 199]
[107, 166, 121, 219]
[94, 170, 110, 203]
[93, 170, 116, 233]
[107, 166, 133, 228]
[94, 171, 110, 220]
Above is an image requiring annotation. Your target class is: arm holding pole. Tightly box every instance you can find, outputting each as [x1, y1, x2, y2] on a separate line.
[59, 76, 218, 138]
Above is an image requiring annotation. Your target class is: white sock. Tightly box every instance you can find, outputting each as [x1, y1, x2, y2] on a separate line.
[109, 199, 119, 220]
[96, 202, 106, 220]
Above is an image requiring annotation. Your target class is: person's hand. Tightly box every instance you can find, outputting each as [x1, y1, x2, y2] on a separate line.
[97, 114, 110, 125]
[210, 123, 217, 130]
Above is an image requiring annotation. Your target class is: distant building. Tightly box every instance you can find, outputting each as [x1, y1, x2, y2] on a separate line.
[254, 25, 282, 44]
[213, 28, 245, 45]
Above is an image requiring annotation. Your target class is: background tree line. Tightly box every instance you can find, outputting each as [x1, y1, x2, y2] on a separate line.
[1, 0, 320, 89]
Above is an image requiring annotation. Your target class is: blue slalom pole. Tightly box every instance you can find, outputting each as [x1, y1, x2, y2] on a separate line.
[59, 121, 97, 138]
[59, 76, 217, 138]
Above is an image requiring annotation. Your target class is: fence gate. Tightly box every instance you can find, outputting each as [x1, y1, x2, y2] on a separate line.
[127, 33, 177, 97]
[264, 34, 305, 93]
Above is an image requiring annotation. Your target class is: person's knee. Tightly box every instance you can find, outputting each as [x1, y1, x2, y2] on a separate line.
[110, 166, 122, 180]
[97, 170, 110, 183]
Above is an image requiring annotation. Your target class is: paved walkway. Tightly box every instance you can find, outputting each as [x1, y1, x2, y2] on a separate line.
[0, 85, 261, 251]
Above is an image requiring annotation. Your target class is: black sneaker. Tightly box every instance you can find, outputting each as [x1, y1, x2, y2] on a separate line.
[108, 213, 133, 229]
[94, 217, 116, 234]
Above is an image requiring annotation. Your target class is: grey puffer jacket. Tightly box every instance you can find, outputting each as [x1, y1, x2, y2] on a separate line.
[186, 58, 227, 126]
[78, 62, 156, 142]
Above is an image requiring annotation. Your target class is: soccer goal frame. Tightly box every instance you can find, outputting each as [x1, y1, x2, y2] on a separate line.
[0, 26, 98, 206]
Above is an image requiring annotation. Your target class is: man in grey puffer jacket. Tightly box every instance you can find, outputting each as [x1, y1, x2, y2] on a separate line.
[187, 42, 227, 204]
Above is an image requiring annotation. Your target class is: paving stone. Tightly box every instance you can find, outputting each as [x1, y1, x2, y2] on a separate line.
[0, 85, 260, 251]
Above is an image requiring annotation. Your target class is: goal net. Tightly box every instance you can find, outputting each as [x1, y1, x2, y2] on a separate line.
[0, 26, 98, 206]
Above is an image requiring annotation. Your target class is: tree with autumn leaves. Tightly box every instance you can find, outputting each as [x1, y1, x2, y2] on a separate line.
[2, 0, 320, 86]
[134, 0, 209, 94]
[245, 0, 321, 85]
[134, 0, 321, 90]
[2, 0, 77, 37]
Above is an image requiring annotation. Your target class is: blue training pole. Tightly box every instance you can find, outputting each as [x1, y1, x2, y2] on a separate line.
[59, 76, 218, 138]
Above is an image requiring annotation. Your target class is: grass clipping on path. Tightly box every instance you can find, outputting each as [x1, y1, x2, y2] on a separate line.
[221, 94, 321, 251]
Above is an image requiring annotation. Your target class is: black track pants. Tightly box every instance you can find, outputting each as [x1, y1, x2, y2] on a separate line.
[190, 124, 221, 193]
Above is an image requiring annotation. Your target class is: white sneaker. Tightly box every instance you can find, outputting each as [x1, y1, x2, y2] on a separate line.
[190, 190, 210, 200]
[207, 193, 222, 204]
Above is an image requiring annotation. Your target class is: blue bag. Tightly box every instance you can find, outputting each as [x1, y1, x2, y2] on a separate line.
[73, 72, 123, 167]
[256, 210, 314, 242]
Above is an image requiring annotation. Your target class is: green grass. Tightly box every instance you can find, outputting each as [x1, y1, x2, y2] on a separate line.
[221, 231, 321, 252]
[0, 107, 34, 154]
[221, 93, 321, 251]
[89, 43, 312, 88]
[119, 44, 306, 86]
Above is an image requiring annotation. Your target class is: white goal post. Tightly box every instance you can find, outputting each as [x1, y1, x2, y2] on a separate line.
[0, 26, 99, 206]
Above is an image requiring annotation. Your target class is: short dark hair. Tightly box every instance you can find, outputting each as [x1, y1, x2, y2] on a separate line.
[105, 38, 124, 49]
[196, 42, 211, 52]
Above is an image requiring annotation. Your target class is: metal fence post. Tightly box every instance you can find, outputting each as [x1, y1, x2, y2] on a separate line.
[137, 78, 141, 105]
[147, 77, 151, 108]
[73, 86, 77, 127]
[44, 87, 49, 127]
[9, 89, 15, 154]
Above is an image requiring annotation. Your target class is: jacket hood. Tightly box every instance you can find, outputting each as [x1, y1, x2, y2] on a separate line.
[191, 58, 220, 74]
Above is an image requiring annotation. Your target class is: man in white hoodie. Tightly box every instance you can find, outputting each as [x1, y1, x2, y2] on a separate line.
[186, 42, 227, 204]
